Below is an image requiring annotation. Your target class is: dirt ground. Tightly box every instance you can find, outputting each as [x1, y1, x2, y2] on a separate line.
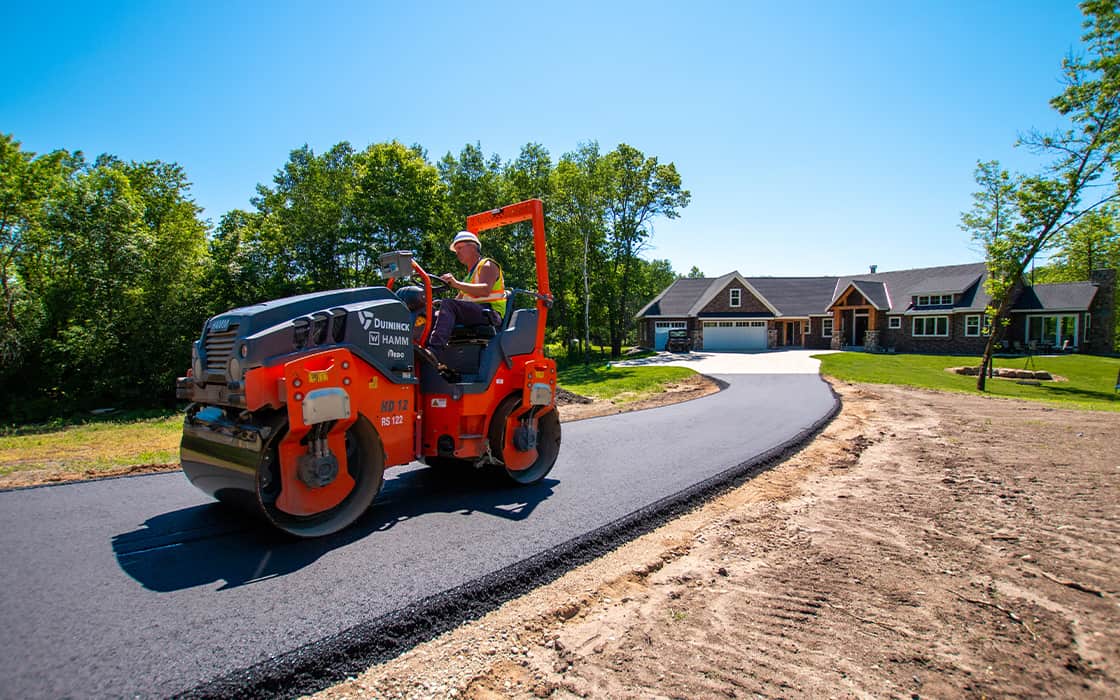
[308, 380, 1120, 700]
[0, 375, 719, 490]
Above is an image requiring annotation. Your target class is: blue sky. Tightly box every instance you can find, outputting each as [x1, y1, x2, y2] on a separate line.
[1, 1, 1089, 277]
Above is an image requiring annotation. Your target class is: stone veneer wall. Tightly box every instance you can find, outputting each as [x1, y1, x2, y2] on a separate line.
[1088, 269, 1116, 353]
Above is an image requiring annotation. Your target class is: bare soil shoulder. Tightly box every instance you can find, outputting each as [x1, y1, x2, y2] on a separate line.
[309, 380, 1120, 700]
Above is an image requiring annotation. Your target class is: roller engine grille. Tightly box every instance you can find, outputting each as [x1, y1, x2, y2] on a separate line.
[203, 326, 238, 379]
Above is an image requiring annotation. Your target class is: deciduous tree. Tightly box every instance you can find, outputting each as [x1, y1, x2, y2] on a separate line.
[961, 0, 1119, 390]
[601, 144, 690, 356]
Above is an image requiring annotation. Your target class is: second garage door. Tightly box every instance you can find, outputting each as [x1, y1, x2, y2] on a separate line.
[702, 320, 768, 351]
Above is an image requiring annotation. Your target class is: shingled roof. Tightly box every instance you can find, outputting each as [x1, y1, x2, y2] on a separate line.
[744, 277, 838, 316]
[636, 261, 1100, 320]
[635, 277, 714, 317]
[1012, 282, 1099, 312]
[830, 262, 988, 313]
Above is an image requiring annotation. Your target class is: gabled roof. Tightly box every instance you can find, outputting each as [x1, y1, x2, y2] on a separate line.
[690, 272, 781, 316]
[634, 277, 713, 317]
[827, 280, 890, 311]
[1011, 282, 1099, 312]
[831, 262, 988, 313]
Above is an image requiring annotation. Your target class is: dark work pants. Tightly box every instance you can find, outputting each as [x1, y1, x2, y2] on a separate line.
[428, 298, 501, 349]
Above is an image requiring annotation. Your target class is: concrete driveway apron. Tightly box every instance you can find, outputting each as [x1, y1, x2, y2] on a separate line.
[616, 348, 838, 374]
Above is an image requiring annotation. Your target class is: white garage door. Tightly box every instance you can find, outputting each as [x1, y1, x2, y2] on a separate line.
[702, 320, 767, 351]
[653, 321, 687, 350]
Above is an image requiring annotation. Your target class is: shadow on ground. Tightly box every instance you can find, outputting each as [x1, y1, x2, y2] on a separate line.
[614, 352, 713, 366]
[112, 466, 557, 593]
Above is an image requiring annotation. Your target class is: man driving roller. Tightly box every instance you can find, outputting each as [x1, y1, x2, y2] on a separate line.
[427, 231, 506, 351]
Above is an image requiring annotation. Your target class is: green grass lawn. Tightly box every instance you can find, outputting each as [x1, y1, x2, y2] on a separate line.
[816, 352, 1120, 411]
[0, 410, 183, 476]
[557, 364, 697, 403]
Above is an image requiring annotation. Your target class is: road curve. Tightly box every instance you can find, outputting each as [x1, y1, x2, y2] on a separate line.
[0, 367, 836, 699]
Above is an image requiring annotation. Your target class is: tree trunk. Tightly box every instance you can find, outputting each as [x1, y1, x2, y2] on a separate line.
[612, 245, 634, 359]
[976, 279, 1021, 391]
[583, 226, 591, 366]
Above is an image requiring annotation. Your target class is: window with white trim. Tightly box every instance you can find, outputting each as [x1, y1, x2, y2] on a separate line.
[1084, 313, 1091, 341]
[729, 288, 741, 308]
[822, 318, 833, 337]
[888, 316, 901, 329]
[913, 316, 949, 337]
[654, 321, 687, 329]
[915, 294, 953, 306]
[965, 315, 981, 336]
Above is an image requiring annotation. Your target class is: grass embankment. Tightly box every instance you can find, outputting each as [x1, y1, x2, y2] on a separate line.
[0, 364, 693, 482]
[0, 410, 182, 478]
[817, 352, 1120, 411]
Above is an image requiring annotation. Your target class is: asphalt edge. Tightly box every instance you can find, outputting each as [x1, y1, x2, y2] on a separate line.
[176, 380, 842, 700]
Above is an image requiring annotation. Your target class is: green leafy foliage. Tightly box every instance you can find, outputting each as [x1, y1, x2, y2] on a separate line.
[0, 132, 689, 423]
[2, 139, 209, 420]
[1035, 205, 1120, 349]
[960, 0, 1120, 390]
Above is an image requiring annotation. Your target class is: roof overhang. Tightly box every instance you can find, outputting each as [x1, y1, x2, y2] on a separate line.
[689, 272, 782, 316]
[827, 281, 889, 311]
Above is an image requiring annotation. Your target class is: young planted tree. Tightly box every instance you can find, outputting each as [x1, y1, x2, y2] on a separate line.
[961, 0, 1120, 390]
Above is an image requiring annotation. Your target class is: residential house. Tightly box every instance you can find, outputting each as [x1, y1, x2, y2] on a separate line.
[636, 263, 1116, 354]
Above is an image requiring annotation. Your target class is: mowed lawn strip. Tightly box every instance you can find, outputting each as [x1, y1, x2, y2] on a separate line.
[0, 366, 696, 480]
[0, 412, 183, 476]
[558, 364, 698, 403]
[816, 352, 1120, 411]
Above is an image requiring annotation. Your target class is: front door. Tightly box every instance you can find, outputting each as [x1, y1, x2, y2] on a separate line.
[852, 313, 868, 346]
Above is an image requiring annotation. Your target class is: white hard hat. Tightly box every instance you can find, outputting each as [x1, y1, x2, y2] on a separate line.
[449, 230, 480, 251]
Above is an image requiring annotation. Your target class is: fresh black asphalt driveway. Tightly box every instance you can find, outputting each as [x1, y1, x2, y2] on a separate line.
[0, 359, 836, 699]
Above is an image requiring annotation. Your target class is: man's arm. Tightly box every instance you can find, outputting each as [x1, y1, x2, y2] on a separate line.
[440, 260, 499, 298]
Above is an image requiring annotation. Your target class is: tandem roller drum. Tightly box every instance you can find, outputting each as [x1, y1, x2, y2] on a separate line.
[180, 406, 384, 538]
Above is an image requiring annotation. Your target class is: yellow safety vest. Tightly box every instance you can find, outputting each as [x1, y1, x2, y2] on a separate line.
[462, 257, 506, 318]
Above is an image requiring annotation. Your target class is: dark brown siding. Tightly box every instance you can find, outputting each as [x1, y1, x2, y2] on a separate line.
[878, 313, 988, 354]
[803, 317, 834, 350]
[700, 281, 770, 314]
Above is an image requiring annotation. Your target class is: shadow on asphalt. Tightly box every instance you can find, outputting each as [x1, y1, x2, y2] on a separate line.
[617, 352, 713, 365]
[111, 466, 558, 593]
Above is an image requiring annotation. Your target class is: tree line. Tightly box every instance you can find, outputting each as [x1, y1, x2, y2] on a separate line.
[0, 136, 689, 421]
